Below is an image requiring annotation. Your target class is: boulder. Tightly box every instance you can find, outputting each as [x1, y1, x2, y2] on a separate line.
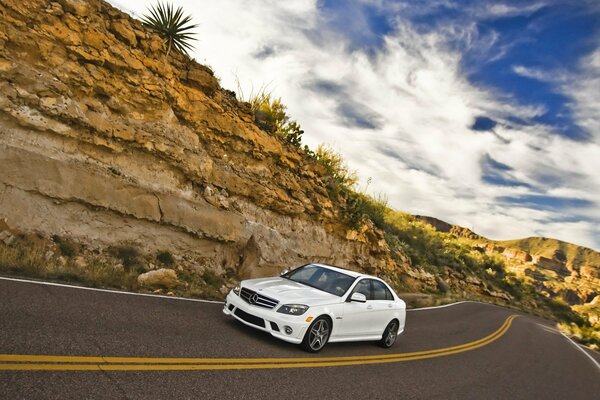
[137, 268, 179, 289]
[0, 230, 15, 245]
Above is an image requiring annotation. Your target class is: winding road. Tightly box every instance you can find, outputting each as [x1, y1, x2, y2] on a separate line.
[1, 277, 598, 399]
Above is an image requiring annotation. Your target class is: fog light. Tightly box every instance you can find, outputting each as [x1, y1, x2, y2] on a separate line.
[284, 326, 293, 335]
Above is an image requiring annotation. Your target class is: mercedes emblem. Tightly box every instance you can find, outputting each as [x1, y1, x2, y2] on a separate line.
[248, 293, 259, 304]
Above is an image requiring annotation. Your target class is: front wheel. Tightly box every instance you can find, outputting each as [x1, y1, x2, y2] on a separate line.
[378, 320, 399, 348]
[302, 317, 331, 353]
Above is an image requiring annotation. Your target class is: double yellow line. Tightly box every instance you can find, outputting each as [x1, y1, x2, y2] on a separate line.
[0, 315, 518, 371]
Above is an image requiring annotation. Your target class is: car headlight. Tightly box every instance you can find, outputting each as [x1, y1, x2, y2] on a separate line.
[277, 304, 309, 315]
[232, 285, 240, 296]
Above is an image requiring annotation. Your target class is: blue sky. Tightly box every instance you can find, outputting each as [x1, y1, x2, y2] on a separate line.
[113, 0, 600, 251]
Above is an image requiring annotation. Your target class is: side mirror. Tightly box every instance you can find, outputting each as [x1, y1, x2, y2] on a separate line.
[350, 292, 367, 303]
[280, 269, 289, 276]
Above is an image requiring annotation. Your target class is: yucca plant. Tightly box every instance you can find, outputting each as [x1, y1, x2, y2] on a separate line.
[142, 1, 198, 56]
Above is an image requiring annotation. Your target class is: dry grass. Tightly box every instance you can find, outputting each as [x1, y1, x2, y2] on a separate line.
[0, 237, 232, 300]
[558, 322, 600, 350]
[0, 239, 138, 290]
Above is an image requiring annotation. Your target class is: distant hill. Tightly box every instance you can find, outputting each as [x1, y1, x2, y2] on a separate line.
[499, 237, 600, 271]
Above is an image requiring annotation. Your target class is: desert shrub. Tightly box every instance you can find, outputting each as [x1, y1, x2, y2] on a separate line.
[202, 269, 223, 288]
[345, 192, 388, 229]
[142, 1, 198, 56]
[278, 120, 304, 147]
[314, 144, 358, 189]
[157, 250, 175, 266]
[0, 240, 45, 276]
[545, 297, 585, 325]
[109, 245, 144, 272]
[237, 83, 304, 147]
[52, 235, 78, 258]
[559, 322, 600, 348]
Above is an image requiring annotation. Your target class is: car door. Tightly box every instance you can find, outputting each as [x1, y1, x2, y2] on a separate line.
[338, 279, 379, 337]
[370, 280, 397, 333]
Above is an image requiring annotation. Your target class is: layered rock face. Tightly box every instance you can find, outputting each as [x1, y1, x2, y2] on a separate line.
[0, 0, 404, 278]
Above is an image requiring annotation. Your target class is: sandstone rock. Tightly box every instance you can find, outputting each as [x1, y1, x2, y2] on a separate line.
[502, 247, 532, 262]
[466, 276, 482, 286]
[0, 230, 15, 246]
[580, 265, 599, 279]
[58, 0, 90, 17]
[138, 268, 179, 289]
[111, 20, 137, 47]
[532, 255, 569, 275]
[238, 235, 262, 279]
[73, 256, 87, 269]
[184, 65, 219, 97]
[484, 243, 504, 254]
[46, 2, 65, 16]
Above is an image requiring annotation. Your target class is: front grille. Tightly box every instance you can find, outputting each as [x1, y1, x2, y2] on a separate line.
[234, 308, 265, 328]
[240, 287, 279, 309]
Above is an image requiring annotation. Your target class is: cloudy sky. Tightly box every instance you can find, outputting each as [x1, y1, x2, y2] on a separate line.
[109, 0, 600, 251]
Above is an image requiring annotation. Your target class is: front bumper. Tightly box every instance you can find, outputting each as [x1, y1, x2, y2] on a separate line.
[223, 291, 309, 344]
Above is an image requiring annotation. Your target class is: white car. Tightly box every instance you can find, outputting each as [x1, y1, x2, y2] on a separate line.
[223, 263, 406, 352]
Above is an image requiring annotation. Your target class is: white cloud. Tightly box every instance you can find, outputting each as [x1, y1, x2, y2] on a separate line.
[108, 0, 600, 250]
[486, 2, 547, 18]
[564, 49, 600, 140]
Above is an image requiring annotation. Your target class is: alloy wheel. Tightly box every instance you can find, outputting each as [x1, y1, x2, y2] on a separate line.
[309, 319, 330, 351]
[385, 321, 398, 347]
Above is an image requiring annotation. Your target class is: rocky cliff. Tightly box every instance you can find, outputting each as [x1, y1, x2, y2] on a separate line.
[0, 0, 407, 283]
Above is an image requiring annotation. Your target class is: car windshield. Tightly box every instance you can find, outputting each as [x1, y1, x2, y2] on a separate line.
[282, 265, 357, 297]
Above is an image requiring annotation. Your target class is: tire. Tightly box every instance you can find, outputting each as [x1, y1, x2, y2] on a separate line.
[301, 316, 331, 353]
[378, 320, 399, 348]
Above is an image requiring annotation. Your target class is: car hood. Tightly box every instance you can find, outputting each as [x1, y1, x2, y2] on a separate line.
[242, 277, 340, 306]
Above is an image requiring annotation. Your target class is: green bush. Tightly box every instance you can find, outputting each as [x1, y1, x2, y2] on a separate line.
[344, 192, 388, 229]
[202, 269, 223, 288]
[142, 1, 198, 56]
[313, 144, 358, 190]
[157, 250, 175, 266]
[109, 245, 143, 272]
[237, 84, 305, 147]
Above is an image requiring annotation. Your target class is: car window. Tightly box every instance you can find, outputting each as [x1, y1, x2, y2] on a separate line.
[352, 279, 373, 300]
[283, 265, 357, 296]
[289, 265, 319, 282]
[372, 280, 393, 301]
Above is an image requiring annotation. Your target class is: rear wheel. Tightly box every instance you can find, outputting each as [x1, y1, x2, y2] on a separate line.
[302, 317, 331, 353]
[378, 320, 399, 348]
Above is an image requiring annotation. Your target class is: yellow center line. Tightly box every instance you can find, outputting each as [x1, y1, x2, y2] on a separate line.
[0, 315, 518, 371]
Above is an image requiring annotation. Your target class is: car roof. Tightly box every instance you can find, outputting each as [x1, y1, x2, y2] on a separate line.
[311, 263, 365, 279]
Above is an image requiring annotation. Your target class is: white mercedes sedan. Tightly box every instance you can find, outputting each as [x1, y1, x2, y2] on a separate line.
[223, 263, 406, 352]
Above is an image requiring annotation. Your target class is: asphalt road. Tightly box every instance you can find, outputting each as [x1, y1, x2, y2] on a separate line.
[1, 277, 598, 399]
